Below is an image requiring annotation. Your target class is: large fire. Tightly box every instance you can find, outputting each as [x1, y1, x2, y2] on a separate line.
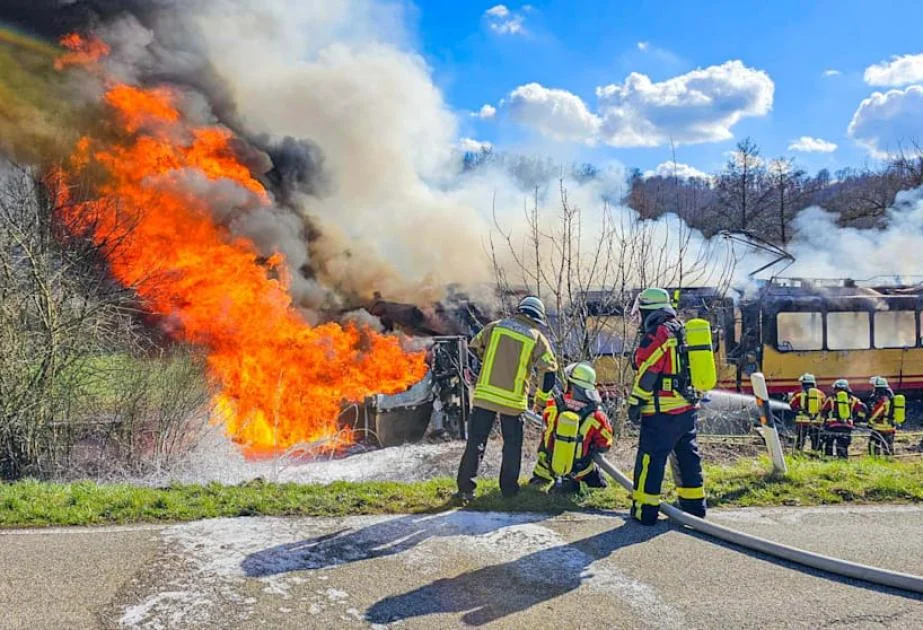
[53, 35, 427, 455]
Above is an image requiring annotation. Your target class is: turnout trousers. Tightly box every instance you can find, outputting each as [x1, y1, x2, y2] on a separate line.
[868, 430, 895, 456]
[632, 409, 706, 525]
[795, 423, 810, 451]
[809, 424, 823, 451]
[457, 405, 523, 497]
[823, 426, 852, 458]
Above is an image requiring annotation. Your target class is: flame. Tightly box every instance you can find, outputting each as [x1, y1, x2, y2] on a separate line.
[54, 33, 111, 71]
[53, 38, 427, 455]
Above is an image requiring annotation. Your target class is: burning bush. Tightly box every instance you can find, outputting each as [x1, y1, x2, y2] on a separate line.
[0, 162, 209, 478]
[47, 35, 426, 457]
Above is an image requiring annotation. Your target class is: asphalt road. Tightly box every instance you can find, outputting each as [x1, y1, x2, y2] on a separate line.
[2, 506, 923, 629]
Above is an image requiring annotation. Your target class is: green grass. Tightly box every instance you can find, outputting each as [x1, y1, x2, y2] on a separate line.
[1, 456, 921, 528]
[0, 29, 83, 160]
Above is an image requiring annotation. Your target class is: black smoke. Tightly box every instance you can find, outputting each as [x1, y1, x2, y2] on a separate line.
[1, 0, 343, 314]
[1, 0, 328, 207]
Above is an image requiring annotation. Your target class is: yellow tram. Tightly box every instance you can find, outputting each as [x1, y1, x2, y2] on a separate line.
[590, 279, 923, 400]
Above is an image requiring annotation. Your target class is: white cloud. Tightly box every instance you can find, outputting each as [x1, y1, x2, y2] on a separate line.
[637, 41, 649, 51]
[505, 82, 601, 143]
[823, 69, 842, 77]
[457, 137, 493, 153]
[484, 5, 526, 35]
[474, 104, 497, 120]
[644, 161, 712, 181]
[848, 85, 923, 157]
[504, 61, 773, 148]
[863, 53, 923, 87]
[725, 149, 765, 169]
[596, 61, 774, 146]
[788, 136, 838, 153]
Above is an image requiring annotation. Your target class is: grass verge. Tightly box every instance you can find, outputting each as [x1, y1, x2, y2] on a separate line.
[1, 456, 921, 528]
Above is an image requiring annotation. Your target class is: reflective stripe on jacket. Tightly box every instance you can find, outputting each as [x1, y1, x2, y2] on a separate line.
[868, 395, 895, 432]
[534, 393, 613, 481]
[822, 393, 865, 428]
[790, 388, 825, 425]
[630, 319, 693, 416]
[471, 314, 557, 416]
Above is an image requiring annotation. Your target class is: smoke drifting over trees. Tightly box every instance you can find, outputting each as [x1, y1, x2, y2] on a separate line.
[3, 1, 923, 305]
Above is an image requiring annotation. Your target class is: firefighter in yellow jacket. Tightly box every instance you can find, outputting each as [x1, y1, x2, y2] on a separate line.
[530, 362, 614, 493]
[788, 373, 825, 451]
[866, 376, 905, 456]
[456, 296, 558, 502]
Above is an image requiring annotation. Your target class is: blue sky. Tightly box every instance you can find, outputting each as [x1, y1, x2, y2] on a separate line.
[410, 0, 923, 177]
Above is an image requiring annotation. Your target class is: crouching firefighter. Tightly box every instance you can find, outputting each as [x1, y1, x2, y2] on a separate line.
[821, 379, 866, 459]
[627, 288, 717, 525]
[866, 376, 905, 456]
[530, 362, 614, 493]
[789, 373, 825, 451]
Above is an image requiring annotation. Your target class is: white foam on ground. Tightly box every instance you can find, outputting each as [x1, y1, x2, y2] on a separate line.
[121, 513, 682, 628]
[141, 430, 467, 486]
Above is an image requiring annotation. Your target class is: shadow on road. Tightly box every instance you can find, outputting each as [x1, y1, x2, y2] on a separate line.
[241, 489, 577, 577]
[365, 516, 667, 626]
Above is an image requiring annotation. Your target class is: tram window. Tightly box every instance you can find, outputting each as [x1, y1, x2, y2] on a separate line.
[827, 312, 871, 350]
[776, 312, 823, 351]
[874, 311, 916, 348]
[588, 315, 630, 355]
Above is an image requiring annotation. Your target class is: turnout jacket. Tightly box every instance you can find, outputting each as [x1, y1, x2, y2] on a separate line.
[822, 393, 866, 429]
[629, 314, 694, 416]
[470, 314, 557, 416]
[789, 387, 826, 425]
[867, 393, 896, 432]
[534, 392, 613, 480]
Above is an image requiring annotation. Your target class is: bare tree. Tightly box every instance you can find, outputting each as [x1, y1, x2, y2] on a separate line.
[489, 177, 735, 430]
[714, 138, 773, 231]
[0, 161, 208, 479]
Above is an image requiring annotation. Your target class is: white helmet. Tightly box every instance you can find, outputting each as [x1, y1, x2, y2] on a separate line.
[517, 296, 546, 323]
[869, 376, 889, 389]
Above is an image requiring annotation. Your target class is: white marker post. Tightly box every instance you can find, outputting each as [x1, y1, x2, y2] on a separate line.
[751, 372, 788, 475]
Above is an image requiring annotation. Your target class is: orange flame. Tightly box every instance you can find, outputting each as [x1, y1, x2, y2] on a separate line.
[54, 44, 427, 455]
[55, 33, 111, 70]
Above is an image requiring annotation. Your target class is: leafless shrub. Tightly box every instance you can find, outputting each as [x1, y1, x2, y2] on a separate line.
[489, 176, 735, 433]
[0, 161, 209, 479]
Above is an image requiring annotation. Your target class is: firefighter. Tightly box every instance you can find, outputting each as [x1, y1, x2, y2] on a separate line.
[455, 296, 558, 502]
[627, 288, 708, 526]
[788, 373, 825, 451]
[820, 379, 866, 458]
[866, 376, 904, 456]
[530, 362, 614, 493]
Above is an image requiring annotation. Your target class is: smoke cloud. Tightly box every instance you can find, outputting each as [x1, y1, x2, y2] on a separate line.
[784, 186, 923, 282]
[3, 0, 922, 323]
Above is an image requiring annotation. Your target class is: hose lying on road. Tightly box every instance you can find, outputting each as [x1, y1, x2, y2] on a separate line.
[592, 453, 923, 595]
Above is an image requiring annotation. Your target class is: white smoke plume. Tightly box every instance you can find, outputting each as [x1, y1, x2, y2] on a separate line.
[6, 0, 921, 316]
[81, 0, 733, 310]
[783, 186, 923, 282]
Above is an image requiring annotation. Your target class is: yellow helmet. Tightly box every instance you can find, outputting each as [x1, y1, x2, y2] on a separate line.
[564, 361, 601, 402]
[566, 362, 597, 390]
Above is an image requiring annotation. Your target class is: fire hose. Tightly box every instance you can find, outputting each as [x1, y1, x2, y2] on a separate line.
[522, 411, 923, 594]
[590, 453, 923, 595]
